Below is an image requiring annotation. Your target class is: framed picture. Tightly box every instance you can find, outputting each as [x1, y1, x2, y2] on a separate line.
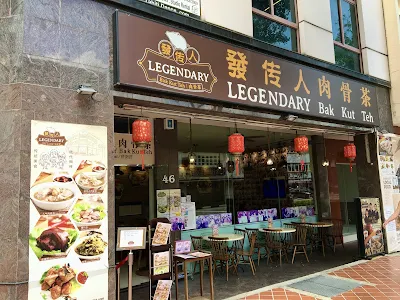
[117, 227, 147, 251]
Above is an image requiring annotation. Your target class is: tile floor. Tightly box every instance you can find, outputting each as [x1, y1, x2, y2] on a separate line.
[239, 255, 400, 300]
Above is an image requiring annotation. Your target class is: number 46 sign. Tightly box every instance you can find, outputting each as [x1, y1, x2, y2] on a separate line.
[162, 175, 175, 184]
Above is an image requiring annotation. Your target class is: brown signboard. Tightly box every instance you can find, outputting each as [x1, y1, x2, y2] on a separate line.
[114, 12, 380, 127]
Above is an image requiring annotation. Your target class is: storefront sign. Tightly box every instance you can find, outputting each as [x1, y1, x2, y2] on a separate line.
[29, 121, 108, 300]
[113, 132, 155, 166]
[137, 0, 200, 18]
[115, 12, 380, 127]
[377, 133, 400, 253]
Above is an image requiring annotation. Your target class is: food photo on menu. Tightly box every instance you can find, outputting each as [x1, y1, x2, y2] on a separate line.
[152, 223, 172, 245]
[71, 195, 106, 230]
[74, 160, 107, 194]
[39, 263, 87, 300]
[74, 231, 108, 263]
[153, 280, 173, 300]
[29, 215, 79, 260]
[153, 251, 170, 275]
[30, 172, 80, 215]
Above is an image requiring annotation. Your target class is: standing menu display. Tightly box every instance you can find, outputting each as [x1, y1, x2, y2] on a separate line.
[29, 121, 108, 300]
[377, 133, 400, 253]
[355, 198, 385, 258]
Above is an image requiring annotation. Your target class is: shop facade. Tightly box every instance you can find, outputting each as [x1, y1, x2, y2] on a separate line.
[0, 0, 393, 299]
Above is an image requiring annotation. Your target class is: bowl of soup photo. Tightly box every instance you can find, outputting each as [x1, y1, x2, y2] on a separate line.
[30, 182, 79, 211]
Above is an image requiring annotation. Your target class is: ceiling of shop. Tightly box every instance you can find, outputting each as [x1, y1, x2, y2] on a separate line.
[177, 122, 296, 153]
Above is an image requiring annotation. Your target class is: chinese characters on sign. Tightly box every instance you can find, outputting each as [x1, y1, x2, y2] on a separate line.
[116, 12, 380, 126]
[114, 132, 155, 166]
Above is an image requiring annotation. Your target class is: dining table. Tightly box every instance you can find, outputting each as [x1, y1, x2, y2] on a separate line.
[202, 233, 245, 242]
[292, 222, 333, 256]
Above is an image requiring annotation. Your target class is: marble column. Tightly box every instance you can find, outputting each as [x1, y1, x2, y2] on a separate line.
[311, 135, 331, 219]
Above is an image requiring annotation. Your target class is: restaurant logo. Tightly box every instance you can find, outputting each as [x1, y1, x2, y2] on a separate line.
[36, 128, 67, 146]
[137, 31, 217, 93]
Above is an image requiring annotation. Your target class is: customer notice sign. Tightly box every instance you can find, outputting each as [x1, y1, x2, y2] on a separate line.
[138, 0, 200, 18]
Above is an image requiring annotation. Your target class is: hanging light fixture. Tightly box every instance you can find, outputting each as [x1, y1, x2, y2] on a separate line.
[344, 135, 356, 172]
[322, 132, 329, 167]
[188, 118, 196, 165]
[294, 131, 309, 171]
[228, 123, 245, 176]
[132, 118, 152, 170]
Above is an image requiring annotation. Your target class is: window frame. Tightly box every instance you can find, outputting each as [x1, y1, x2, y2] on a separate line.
[332, 0, 363, 72]
[252, 0, 300, 52]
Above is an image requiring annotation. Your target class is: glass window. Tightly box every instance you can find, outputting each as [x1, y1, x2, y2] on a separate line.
[341, 0, 359, 48]
[330, 0, 341, 42]
[334, 45, 361, 72]
[253, 14, 297, 52]
[330, 0, 361, 72]
[252, 0, 298, 52]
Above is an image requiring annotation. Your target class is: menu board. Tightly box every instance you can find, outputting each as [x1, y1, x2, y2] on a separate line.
[377, 133, 400, 253]
[355, 197, 385, 258]
[29, 121, 108, 300]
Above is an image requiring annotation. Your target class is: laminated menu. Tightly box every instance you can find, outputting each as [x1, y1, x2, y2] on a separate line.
[153, 280, 172, 300]
[153, 251, 170, 275]
[152, 222, 172, 245]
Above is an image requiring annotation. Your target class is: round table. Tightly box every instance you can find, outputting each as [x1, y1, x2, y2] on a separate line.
[300, 222, 333, 256]
[259, 227, 296, 233]
[306, 222, 333, 228]
[202, 233, 244, 242]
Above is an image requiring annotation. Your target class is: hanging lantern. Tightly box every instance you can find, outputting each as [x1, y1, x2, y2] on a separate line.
[228, 133, 244, 176]
[294, 135, 309, 171]
[344, 143, 357, 172]
[132, 119, 152, 170]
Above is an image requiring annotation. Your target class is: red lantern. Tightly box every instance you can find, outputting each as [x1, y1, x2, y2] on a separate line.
[228, 133, 244, 176]
[294, 136, 309, 171]
[344, 143, 356, 172]
[132, 119, 152, 170]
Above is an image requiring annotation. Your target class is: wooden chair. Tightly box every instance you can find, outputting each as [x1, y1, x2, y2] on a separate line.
[235, 232, 257, 275]
[305, 223, 326, 257]
[232, 228, 246, 253]
[324, 219, 344, 252]
[289, 224, 309, 264]
[208, 236, 237, 281]
[190, 235, 209, 277]
[264, 229, 288, 266]
[245, 227, 267, 265]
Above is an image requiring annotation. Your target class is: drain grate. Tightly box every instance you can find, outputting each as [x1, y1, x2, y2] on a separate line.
[288, 275, 363, 298]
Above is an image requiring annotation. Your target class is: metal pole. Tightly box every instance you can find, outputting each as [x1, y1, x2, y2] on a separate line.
[128, 250, 134, 300]
[117, 267, 121, 300]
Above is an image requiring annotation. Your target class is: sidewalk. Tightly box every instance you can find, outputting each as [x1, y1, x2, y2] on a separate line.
[227, 254, 400, 300]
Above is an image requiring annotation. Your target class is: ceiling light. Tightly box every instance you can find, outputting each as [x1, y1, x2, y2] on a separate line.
[189, 153, 196, 164]
[280, 114, 298, 122]
[267, 158, 273, 165]
[322, 159, 329, 167]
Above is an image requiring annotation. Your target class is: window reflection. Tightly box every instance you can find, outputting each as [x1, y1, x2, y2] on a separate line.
[341, 0, 359, 48]
[330, 0, 341, 42]
[253, 14, 297, 51]
[334, 45, 361, 72]
[274, 0, 296, 22]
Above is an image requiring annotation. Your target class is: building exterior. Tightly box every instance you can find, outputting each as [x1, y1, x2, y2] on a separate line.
[0, 0, 394, 299]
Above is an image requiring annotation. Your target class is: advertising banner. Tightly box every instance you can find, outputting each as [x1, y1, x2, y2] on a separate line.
[377, 133, 400, 253]
[355, 198, 385, 258]
[29, 121, 108, 300]
[115, 12, 380, 127]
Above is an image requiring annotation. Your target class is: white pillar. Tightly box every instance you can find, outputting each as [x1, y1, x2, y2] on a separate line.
[357, 0, 389, 81]
[297, 0, 335, 63]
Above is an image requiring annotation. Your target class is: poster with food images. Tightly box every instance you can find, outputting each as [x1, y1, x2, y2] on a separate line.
[153, 251, 170, 275]
[29, 120, 108, 300]
[377, 133, 400, 254]
[156, 189, 182, 229]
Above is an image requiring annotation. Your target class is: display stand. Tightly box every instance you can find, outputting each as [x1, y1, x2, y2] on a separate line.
[174, 253, 214, 300]
[148, 219, 173, 300]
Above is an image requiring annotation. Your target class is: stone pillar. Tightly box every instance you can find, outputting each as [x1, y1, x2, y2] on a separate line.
[311, 135, 331, 219]
[354, 133, 381, 198]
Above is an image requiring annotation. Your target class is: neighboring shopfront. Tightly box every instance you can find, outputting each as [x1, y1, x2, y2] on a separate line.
[1, 1, 393, 300]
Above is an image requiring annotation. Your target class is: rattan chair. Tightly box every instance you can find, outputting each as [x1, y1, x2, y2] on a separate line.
[245, 227, 267, 265]
[235, 232, 257, 275]
[208, 236, 237, 281]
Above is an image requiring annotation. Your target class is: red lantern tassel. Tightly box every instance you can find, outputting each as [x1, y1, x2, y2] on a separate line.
[350, 161, 353, 173]
[236, 158, 239, 176]
[140, 149, 145, 170]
